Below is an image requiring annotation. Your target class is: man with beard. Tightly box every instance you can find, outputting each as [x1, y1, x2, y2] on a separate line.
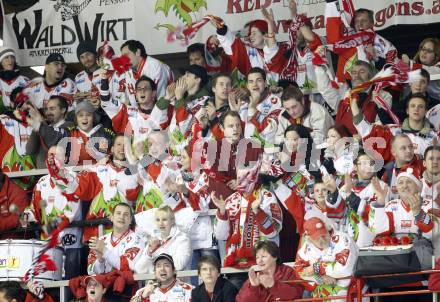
[130, 254, 193, 302]
[75, 41, 102, 97]
[26, 96, 73, 168]
[23, 53, 76, 109]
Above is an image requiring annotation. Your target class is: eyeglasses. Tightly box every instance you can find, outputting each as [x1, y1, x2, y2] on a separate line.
[420, 47, 434, 54]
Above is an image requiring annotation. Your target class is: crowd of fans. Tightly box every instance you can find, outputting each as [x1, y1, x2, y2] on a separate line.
[0, 0, 439, 301]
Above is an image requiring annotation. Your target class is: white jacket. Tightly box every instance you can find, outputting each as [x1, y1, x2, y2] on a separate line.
[134, 225, 191, 274]
[277, 101, 334, 146]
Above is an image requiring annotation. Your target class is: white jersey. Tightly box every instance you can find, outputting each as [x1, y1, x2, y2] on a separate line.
[101, 99, 160, 140]
[370, 198, 433, 240]
[295, 231, 358, 296]
[113, 56, 173, 106]
[87, 229, 144, 274]
[75, 68, 103, 94]
[23, 77, 76, 109]
[0, 75, 28, 108]
[134, 280, 193, 302]
[134, 225, 191, 274]
[28, 173, 83, 249]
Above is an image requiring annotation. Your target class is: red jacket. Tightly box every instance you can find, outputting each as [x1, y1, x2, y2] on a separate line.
[0, 174, 30, 237]
[236, 265, 303, 302]
[25, 293, 55, 302]
[429, 259, 440, 291]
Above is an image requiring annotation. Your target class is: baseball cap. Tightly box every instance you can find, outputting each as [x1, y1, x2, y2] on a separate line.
[84, 274, 111, 288]
[154, 253, 175, 268]
[184, 64, 209, 88]
[77, 40, 97, 60]
[46, 53, 65, 65]
[304, 217, 328, 241]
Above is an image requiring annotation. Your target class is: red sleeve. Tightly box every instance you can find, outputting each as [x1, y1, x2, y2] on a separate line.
[429, 259, 440, 291]
[229, 38, 252, 76]
[281, 190, 305, 234]
[111, 104, 130, 134]
[30, 187, 43, 224]
[236, 280, 267, 301]
[75, 171, 103, 201]
[0, 178, 30, 231]
[268, 267, 303, 300]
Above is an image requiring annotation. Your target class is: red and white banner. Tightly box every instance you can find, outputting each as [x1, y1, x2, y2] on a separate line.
[2, 0, 440, 66]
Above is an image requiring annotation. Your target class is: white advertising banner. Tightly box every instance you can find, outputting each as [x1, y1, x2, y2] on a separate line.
[2, 0, 440, 66]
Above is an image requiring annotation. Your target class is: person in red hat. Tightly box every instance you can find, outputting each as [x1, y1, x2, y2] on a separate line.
[294, 216, 358, 301]
[369, 167, 434, 241]
[69, 274, 111, 302]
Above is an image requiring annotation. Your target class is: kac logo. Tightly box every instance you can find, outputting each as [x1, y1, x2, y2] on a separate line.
[52, 0, 93, 21]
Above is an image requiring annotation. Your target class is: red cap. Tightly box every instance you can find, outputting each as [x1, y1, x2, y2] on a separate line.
[304, 217, 328, 241]
[247, 19, 268, 35]
[84, 274, 112, 289]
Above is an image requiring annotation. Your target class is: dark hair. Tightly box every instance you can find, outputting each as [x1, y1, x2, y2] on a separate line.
[220, 110, 241, 127]
[9, 86, 24, 105]
[424, 145, 440, 159]
[419, 68, 430, 82]
[328, 125, 351, 139]
[284, 124, 314, 170]
[187, 43, 205, 57]
[247, 67, 266, 82]
[353, 149, 373, 165]
[253, 241, 281, 265]
[197, 255, 221, 275]
[120, 40, 147, 58]
[0, 281, 26, 301]
[355, 8, 374, 24]
[211, 72, 232, 88]
[405, 92, 428, 109]
[136, 75, 157, 91]
[48, 95, 69, 114]
[112, 202, 135, 228]
[280, 86, 303, 103]
[277, 79, 299, 90]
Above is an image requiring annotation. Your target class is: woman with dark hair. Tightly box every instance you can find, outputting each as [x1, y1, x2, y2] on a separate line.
[236, 241, 303, 301]
[320, 124, 358, 176]
[0, 47, 28, 113]
[191, 255, 238, 302]
[402, 38, 440, 106]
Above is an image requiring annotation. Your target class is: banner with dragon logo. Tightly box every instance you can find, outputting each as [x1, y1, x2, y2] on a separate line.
[1, 0, 439, 66]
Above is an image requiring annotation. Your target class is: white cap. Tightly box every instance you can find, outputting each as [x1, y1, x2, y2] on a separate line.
[396, 168, 422, 189]
[0, 47, 15, 63]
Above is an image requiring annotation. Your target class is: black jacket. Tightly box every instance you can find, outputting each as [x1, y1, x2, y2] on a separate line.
[191, 277, 238, 302]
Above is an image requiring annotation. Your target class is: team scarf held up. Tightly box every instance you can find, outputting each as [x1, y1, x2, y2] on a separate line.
[167, 15, 224, 45]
